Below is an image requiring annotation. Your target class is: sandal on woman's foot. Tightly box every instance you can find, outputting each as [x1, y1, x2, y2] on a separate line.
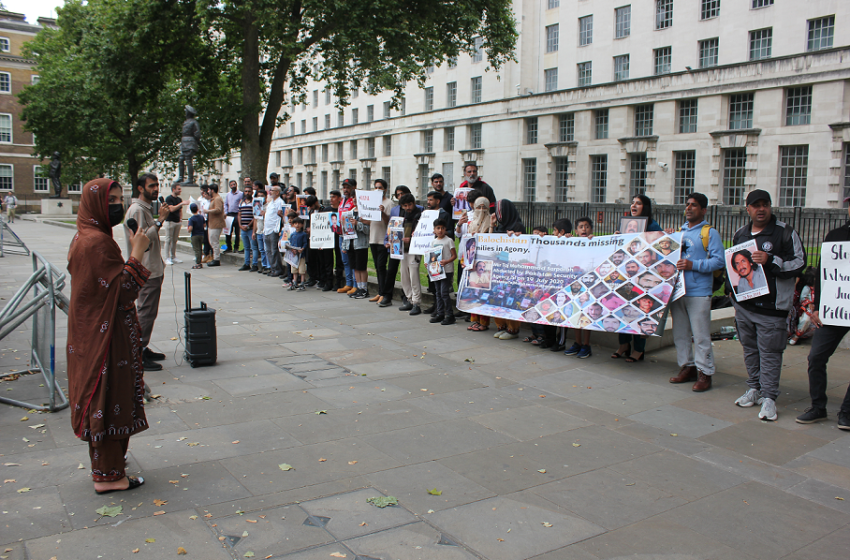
[192, 264, 203, 269]
[470, 323, 489, 332]
[530, 336, 545, 346]
[95, 476, 145, 495]
[467, 322, 481, 331]
[611, 344, 631, 359]
[625, 352, 645, 363]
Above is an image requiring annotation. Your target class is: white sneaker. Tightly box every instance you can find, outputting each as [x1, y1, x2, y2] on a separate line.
[165, 258, 173, 265]
[172, 258, 183, 264]
[758, 398, 778, 421]
[734, 388, 764, 408]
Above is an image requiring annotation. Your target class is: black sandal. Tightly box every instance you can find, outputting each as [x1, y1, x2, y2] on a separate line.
[625, 352, 645, 363]
[95, 475, 145, 495]
[611, 344, 631, 359]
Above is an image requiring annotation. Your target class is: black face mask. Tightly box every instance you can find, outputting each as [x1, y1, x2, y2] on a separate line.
[108, 204, 125, 227]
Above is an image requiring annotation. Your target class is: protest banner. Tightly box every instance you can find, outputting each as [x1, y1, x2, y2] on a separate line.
[388, 217, 404, 260]
[409, 210, 439, 255]
[341, 210, 357, 240]
[726, 240, 769, 302]
[457, 232, 683, 335]
[355, 189, 383, 221]
[452, 188, 473, 220]
[818, 241, 850, 326]
[426, 248, 446, 281]
[310, 212, 335, 249]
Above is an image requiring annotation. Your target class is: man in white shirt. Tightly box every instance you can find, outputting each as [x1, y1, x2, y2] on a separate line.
[263, 185, 285, 277]
[3, 193, 17, 223]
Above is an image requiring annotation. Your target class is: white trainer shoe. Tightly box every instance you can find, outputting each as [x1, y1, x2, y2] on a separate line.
[165, 258, 173, 265]
[758, 398, 778, 421]
[172, 258, 183, 263]
[734, 388, 764, 408]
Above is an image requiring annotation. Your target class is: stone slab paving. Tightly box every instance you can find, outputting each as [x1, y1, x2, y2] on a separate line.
[1, 219, 850, 560]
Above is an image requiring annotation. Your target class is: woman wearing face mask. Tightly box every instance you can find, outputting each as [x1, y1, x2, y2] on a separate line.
[67, 179, 152, 494]
[456, 193, 493, 331]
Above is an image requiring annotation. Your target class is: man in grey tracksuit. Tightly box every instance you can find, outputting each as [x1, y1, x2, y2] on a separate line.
[731, 189, 806, 421]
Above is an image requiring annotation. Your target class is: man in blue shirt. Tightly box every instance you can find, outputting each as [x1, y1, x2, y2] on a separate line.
[668, 192, 725, 392]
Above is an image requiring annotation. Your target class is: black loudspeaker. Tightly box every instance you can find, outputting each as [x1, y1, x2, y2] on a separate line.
[183, 272, 217, 367]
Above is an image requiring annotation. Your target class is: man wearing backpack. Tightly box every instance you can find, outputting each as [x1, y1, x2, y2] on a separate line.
[668, 192, 725, 392]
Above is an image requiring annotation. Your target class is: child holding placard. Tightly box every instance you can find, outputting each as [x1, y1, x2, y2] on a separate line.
[429, 219, 457, 325]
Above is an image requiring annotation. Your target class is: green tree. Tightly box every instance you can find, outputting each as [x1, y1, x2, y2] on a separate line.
[19, 0, 241, 186]
[203, 0, 517, 180]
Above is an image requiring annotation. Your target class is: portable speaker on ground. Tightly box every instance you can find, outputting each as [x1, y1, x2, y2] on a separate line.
[183, 272, 217, 367]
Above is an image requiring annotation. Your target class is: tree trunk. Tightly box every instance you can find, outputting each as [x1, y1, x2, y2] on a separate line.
[127, 155, 140, 194]
[239, 13, 266, 183]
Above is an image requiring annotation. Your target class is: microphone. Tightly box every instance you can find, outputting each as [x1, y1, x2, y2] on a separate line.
[159, 196, 165, 204]
[125, 218, 151, 251]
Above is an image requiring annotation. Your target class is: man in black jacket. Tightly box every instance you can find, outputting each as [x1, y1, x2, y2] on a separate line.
[796, 197, 850, 430]
[731, 189, 806, 422]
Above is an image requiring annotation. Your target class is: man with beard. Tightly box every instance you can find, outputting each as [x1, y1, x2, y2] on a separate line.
[124, 173, 172, 371]
[224, 180, 243, 253]
[457, 163, 496, 213]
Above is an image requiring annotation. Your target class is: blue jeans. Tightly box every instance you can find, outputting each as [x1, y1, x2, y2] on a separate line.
[341, 249, 355, 287]
[241, 230, 257, 266]
[256, 233, 268, 268]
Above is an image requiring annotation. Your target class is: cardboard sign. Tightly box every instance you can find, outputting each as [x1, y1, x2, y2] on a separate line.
[310, 212, 335, 249]
[355, 189, 383, 221]
[819, 241, 850, 326]
[409, 210, 439, 255]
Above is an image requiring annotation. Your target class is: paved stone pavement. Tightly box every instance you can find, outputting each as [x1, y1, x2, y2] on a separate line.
[1, 220, 849, 560]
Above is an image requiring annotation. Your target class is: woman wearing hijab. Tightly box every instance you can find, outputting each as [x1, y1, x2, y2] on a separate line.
[612, 194, 662, 362]
[492, 199, 525, 340]
[67, 179, 152, 494]
[456, 194, 493, 331]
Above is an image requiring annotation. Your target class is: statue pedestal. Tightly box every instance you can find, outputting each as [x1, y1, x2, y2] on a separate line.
[41, 198, 73, 216]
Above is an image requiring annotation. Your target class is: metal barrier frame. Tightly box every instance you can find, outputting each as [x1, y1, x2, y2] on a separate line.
[0, 250, 69, 411]
[0, 218, 31, 257]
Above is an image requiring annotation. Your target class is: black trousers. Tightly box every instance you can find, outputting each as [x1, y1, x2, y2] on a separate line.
[382, 256, 401, 301]
[317, 248, 335, 286]
[434, 273, 453, 317]
[307, 247, 320, 282]
[333, 237, 345, 288]
[203, 228, 212, 256]
[225, 212, 240, 251]
[370, 244, 389, 297]
[808, 324, 850, 414]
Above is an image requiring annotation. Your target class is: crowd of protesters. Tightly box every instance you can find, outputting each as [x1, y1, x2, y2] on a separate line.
[154, 165, 848, 429]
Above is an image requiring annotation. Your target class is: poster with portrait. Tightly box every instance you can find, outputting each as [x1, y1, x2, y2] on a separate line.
[277, 226, 290, 252]
[426, 247, 447, 281]
[252, 197, 264, 218]
[456, 232, 683, 336]
[296, 195, 310, 219]
[309, 212, 334, 249]
[388, 217, 404, 261]
[452, 187, 473, 220]
[459, 234, 477, 269]
[355, 189, 383, 221]
[726, 240, 770, 302]
[341, 210, 358, 240]
[409, 210, 440, 255]
[819, 242, 850, 327]
[619, 216, 647, 234]
[284, 247, 300, 268]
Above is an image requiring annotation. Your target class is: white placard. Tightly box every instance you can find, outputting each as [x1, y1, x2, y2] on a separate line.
[409, 210, 439, 255]
[284, 248, 300, 268]
[819, 241, 850, 326]
[223, 215, 234, 236]
[310, 212, 335, 250]
[726, 240, 770, 302]
[355, 189, 383, 221]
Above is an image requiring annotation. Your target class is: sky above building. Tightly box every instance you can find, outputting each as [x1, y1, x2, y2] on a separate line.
[5, 0, 62, 25]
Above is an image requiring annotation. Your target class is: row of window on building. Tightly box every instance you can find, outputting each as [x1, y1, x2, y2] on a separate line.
[0, 71, 40, 95]
[0, 164, 59, 193]
[541, 14, 834, 91]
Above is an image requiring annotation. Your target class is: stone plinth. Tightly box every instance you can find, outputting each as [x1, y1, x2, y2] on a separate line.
[41, 198, 73, 216]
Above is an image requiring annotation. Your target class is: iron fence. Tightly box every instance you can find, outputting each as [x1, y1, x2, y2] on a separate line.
[513, 202, 849, 266]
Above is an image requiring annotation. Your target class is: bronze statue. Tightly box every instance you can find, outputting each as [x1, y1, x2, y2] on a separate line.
[48, 151, 62, 198]
[177, 105, 201, 185]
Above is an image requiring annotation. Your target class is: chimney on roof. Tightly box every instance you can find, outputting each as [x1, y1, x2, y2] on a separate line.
[0, 11, 28, 23]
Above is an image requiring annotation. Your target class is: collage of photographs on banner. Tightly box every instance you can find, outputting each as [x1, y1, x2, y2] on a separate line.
[456, 230, 685, 336]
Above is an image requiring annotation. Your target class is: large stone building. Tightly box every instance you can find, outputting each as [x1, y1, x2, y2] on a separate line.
[217, 0, 850, 208]
[0, 11, 58, 212]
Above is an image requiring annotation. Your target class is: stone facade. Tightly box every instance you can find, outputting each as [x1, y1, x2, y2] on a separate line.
[215, 0, 850, 208]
